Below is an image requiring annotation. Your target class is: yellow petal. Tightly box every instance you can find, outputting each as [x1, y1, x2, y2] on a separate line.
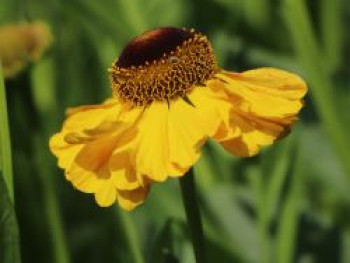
[74, 135, 118, 172]
[167, 87, 224, 176]
[212, 68, 307, 156]
[220, 111, 288, 156]
[63, 99, 122, 132]
[203, 79, 240, 140]
[49, 97, 156, 209]
[109, 152, 140, 190]
[66, 166, 103, 193]
[117, 186, 150, 211]
[216, 68, 307, 118]
[133, 102, 169, 181]
[49, 99, 126, 170]
[94, 181, 117, 207]
[49, 133, 84, 170]
[130, 85, 236, 180]
[68, 122, 138, 188]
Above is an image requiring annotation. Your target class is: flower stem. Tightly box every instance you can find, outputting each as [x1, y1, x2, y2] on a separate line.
[179, 168, 206, 263]
[0, 65, 14, 203]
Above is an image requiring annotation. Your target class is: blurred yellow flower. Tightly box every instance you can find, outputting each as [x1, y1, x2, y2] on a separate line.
[50, 27, 307, 210]
[0, 21, 53, 78]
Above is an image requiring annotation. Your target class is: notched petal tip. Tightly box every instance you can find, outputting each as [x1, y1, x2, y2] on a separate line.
[95, 185, 118, 207]
[117, 186, 150, 211]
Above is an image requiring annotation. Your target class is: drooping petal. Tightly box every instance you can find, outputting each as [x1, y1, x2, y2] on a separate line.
[219, 111, 290, 156]
[94, 180, 118, 207]
[205, 78, 241, 141]
[63, 98, 123, 132]
[49, 99, 148, 209]
[212, 68, 307, 156]
[216, 68, 307, 118]
[50, 99, 124, 170]
[131, 86, 231, 181]
[167, 87, 227, 175]
[109, 153, 140, 190]
[49, 133, 84, 170]
[117, 186, 150, 211]
[132, 102, 169, 181]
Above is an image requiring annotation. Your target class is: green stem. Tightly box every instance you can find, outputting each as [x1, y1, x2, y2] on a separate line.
[0, 65, 14, 203]
[114, 207, 144, 263]
[179, 168, 206, 263]
[252, 167, 270, 263]
[320, 0, 343, 72]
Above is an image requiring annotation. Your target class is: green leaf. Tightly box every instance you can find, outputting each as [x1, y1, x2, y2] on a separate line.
[202, 185, 260, 262]
[0, 173, 21, 263]
[282, 0, 350, 178]
[320, 0, 344, 72]
[148, 219, 179, 263]
[276, 138, 303, 263]
[0, 65, 14, 202]
[263, 135, 296, 226]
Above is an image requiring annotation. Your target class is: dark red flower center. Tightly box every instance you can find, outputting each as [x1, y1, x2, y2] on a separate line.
[116, 27, 194, 68]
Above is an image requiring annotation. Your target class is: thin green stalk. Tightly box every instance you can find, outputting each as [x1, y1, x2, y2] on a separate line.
[257, 212, 270, 263]
[255, 168, 271, 263]
[320, 0, 343, 72]
[276, 141, 303, 263]
[114, 207, 144, 263]
[0, 65, 14, 203]
[282, 0, 350, 178]
[179, 168, 206, 263]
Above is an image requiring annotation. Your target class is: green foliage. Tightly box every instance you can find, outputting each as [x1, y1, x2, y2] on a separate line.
[0, 174, 21, 263]
[0, 0, 349, 262]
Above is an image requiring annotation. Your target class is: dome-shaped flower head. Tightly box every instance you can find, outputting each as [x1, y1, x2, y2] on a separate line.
[50, 27, 307, 210]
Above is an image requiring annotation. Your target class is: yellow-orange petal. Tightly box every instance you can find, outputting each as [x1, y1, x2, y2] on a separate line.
[132, 102, 169, 181]
[117, 186, 150, 211]
[66, 125, 139, 188]
[49, 99, 125, 171]
[212, 67, 307, 156]
[94, 181, 117, 207]
[216, 68, 307, 118]
[62, 99, 122, 132]
[109, 152, 140, 190]
[49, 98, 148, 209]
[66, 165, 103, 193]
[49, 133, 84, 170]
[220, 111, 290, 156]
[74, 135, 118, 171]
[167, 86, 225, 175]
[130, 86, 231, 181]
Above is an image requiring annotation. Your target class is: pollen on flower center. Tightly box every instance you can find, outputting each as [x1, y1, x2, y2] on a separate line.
[109, 27, 218, 106]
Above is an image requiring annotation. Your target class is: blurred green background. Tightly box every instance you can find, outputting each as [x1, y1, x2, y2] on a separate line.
[0, 0, 350, 262]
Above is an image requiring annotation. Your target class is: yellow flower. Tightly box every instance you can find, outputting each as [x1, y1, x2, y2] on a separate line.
[50, 27, 307, 210]
[0, 21, 53, 78]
